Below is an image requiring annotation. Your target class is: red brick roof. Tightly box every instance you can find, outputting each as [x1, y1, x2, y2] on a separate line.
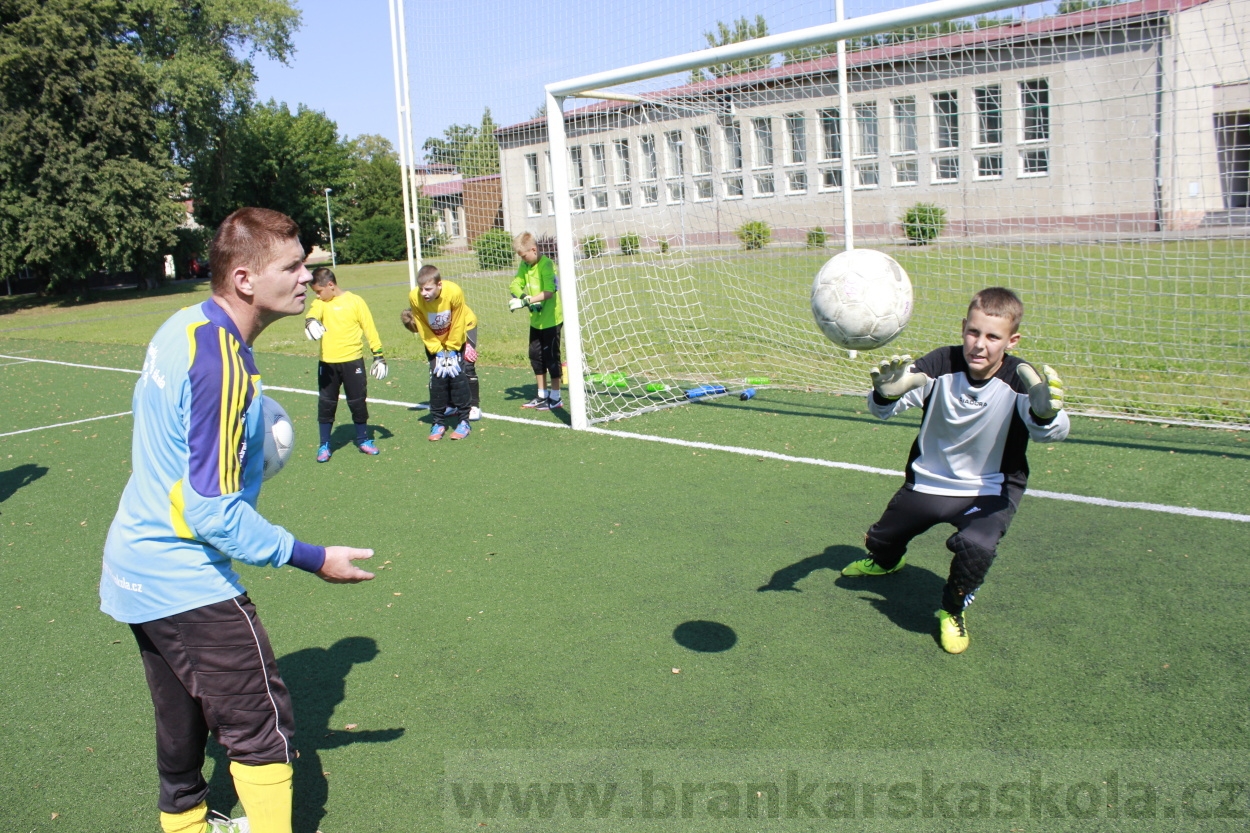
[420, 173, 501, 197]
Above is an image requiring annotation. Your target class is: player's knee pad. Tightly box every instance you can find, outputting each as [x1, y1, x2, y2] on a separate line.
[317, 395, 338, 424]
[864, 528, 906, 563]
[945, 532, 996, 592]
[345, 396, 368, 424]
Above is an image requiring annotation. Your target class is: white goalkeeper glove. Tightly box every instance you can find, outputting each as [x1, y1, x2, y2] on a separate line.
[508, 297, 525, 312]
[870, 355, 928, 400]
[432, 350, 461, 378]
[1017, 362, 1064, 420]
[304, 318, 326, 340]
[370, 356, 388, 380]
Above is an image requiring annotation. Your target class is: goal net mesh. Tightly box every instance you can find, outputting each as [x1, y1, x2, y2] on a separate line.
[406, 0, 1250, 427]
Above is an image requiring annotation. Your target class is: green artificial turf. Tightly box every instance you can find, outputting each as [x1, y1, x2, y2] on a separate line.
[0, 275, 1247, 832]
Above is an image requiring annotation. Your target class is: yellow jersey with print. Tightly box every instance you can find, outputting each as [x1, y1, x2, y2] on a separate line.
[407, 280, 472, 354]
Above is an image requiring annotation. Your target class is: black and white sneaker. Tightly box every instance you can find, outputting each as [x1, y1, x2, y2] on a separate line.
[536, 398, 562, 411]
[521, 397, 545, 409]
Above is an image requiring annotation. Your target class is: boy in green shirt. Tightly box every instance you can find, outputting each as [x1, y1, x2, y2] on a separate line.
[508, 232, 563, 410]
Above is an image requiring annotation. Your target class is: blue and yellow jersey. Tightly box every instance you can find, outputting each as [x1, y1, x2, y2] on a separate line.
[307, 290, 383, 363]
[101, 299, 323, 624]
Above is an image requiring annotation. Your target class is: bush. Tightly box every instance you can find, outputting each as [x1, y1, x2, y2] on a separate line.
[619, 232, 641, 256]
[472, 228, 515, 270]
[902, 202, 947, 245]
[338, 216, 407, 264]
[806, 227, 828, 249]
[736, 220, 771, 250]
[536, 234, 558, 260]
[658, 238, 670, 253]
[581, 234, 605, 258]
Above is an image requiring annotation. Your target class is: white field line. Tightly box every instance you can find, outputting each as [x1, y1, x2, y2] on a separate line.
[0, 411, 132, 438]
[4, 355, 1247, 523]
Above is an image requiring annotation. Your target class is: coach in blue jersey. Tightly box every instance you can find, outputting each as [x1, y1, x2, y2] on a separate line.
[101, 208, 375, 833]
[841, 287, 1069, 655]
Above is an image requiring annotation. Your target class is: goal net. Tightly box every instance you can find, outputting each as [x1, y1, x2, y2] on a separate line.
[401, 0, 1250, 429]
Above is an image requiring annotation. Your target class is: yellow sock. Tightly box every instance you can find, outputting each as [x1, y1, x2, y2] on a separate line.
[229, 761, 293, 833]
[160, 800, 208, 833]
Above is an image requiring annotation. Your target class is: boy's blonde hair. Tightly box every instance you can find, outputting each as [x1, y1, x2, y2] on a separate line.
[513, 232, 536, 254]
[416, 264, 441, 286]
[967, 287, 1024, 333]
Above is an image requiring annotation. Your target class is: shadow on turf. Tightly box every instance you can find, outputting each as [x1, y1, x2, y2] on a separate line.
[205, 636, 404, 833]
[673, 620, 738, 652]
[504, 384, 572, 424]
[0, 463, 47, 512]
[327, 423, 395, 452]
[758, 544, 945, 635]
[1061, 434, 1250, 461]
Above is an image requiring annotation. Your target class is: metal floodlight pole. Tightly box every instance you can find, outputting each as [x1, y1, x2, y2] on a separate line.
[324, 188, 336, 268]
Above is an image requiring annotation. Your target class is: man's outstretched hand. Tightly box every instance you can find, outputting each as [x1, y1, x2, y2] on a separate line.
[317, 547, 375, 583]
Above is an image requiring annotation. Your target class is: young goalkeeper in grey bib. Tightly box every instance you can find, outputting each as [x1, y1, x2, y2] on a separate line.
[842, 287, 1069, 654]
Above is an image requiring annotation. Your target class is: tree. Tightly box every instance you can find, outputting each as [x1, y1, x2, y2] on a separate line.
[0, 0, 302, 293]
[689, 15, 771, 83]
[459, 108, 500, 178]
[0, 0, 182, 292]
[1057, 0, 1124, 12]
[213, 100, 351, 252]
[135, 0, 302, 228]
[422, 123, 477, 169]
[339, 134, 403, 226]
[421, 108, 500, 177]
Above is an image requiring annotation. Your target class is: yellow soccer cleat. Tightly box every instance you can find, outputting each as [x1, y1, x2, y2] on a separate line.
[840, 556, 905, 577]
[936, 609, 970, 654]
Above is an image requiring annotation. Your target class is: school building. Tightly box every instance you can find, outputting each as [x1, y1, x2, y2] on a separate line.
[495, 0, 1250, 246]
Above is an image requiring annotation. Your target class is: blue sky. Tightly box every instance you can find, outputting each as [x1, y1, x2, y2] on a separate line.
[252, 0, 1048, 153]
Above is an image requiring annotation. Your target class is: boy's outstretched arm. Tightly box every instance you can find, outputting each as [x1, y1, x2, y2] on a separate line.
[870, 355, 928, 400]
[1017, 362, 1064, 420]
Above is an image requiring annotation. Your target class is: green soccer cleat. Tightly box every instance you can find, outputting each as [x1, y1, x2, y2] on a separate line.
[936, 609, 969, 654]
[840, 556, 905, 577]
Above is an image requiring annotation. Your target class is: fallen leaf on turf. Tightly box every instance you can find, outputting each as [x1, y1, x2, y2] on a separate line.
[672, 668, 680, 674]
[52, 813, 59, 820]
[345, 723, 358, 730]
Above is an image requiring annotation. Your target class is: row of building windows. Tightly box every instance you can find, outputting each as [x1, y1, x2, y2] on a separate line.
[521, 79, 1050, 216]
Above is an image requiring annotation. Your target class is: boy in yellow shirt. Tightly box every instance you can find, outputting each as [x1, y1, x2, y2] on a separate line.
[304, 267, 386, 460]
[401, 264, 474, 440]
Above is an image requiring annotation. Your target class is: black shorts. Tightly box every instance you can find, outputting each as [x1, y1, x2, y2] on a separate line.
[131, 595, 295, 812]
[318, 359, 369, 424]
[528, 324, 562, 378]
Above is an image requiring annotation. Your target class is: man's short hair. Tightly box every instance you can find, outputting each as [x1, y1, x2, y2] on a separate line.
[967, 287, 1024, 332]
[311, 267, 337, 287]
[416, 264, 441, 285]
[210, 208, 301, 293]
[513, 231, 536, 254]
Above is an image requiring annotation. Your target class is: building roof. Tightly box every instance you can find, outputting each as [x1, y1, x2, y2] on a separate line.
[497, 0, 1213, 137]
[420, 173, 501, 197]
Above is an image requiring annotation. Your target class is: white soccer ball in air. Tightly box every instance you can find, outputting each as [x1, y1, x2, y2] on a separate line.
[261, 395, 295, 480]
[811, 248, 913, 350]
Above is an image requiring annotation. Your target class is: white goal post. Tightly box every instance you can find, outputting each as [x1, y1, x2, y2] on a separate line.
[529, 0, 1250, 431]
